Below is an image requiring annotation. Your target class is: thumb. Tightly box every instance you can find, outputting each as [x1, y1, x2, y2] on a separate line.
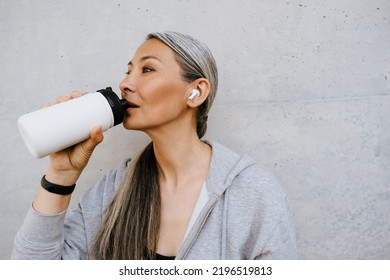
[83, 126, 104, 152]
[68, 126, 104, 170]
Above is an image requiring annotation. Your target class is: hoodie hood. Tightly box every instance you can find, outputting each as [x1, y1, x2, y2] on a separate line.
[205, 140, 257, 197]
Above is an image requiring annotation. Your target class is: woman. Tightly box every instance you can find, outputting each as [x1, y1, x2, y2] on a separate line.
[12, 31, 297, 260]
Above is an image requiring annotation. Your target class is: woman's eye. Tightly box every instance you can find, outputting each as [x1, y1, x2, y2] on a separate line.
[124, 70, 131, 75]
[142, 67, 154, 73]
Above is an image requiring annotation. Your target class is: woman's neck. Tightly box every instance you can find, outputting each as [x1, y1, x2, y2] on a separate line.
[147, 126, 211, 189]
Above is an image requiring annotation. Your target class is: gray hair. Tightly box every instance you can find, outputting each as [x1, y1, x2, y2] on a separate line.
[147, 31, 218, 138]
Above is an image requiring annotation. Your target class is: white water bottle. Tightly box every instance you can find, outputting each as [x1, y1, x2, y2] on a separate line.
[18, 87, 130, 158]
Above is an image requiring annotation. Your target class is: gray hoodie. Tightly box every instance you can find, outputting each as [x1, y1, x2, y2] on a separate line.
[12, 140, 297, 259]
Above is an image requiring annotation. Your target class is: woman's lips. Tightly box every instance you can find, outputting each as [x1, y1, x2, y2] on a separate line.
[126, 101, 140, 108]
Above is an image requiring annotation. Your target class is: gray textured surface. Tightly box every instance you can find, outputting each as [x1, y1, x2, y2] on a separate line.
[1, 0, 389, 259]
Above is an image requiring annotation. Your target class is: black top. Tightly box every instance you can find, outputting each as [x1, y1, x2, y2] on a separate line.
[155, 252, 175, 260]
[144, 247, 175, 260]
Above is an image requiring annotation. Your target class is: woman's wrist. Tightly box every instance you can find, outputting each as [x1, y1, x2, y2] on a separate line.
[33, 168, 79, 214]
[45, 167, 81, 187]
[41, 175, 76, 195]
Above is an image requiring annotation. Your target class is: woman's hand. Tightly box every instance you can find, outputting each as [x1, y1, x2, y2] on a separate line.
[44, 91, 104, 186]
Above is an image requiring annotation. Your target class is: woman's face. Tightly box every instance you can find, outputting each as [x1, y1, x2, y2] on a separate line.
[120, 38, 192, 133]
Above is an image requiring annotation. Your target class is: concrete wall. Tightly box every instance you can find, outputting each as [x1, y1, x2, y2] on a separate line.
[1, 0, 389, 259]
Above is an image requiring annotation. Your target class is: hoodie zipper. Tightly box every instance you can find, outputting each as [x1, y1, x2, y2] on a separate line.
[175, 195, 219, 259]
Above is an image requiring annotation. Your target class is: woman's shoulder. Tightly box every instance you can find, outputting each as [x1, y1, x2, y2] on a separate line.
[226, 157, 293, 229]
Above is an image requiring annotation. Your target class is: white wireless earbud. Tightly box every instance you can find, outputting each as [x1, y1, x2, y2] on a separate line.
[188, 89, 200, 101]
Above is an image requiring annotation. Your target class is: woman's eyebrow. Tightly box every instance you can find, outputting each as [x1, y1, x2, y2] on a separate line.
[128, 55, 162, 66]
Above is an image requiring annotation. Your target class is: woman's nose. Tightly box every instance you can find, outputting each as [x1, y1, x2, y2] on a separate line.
[120, 74, 136, 96]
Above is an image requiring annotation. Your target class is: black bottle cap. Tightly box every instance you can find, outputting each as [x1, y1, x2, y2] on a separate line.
[97, 87, 130, 126]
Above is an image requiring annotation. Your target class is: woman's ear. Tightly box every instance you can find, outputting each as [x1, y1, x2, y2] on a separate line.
[186, 78, 210, 108]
